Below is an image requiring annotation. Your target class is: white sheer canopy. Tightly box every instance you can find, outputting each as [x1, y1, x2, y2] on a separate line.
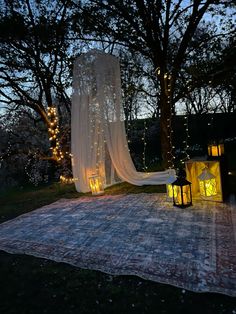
[71, 50, 175, 193]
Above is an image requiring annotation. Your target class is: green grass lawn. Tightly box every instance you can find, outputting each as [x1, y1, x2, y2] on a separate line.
[0, 183, 235, 314]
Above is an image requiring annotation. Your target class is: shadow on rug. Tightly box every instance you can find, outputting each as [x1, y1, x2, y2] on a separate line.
[0, 193, 235, 296]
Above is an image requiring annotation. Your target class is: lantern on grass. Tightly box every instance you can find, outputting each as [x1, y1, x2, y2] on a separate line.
[198, 167, 217, 198]
[89, 174, 104, 196]
[172, 169, 192, 208]
[208, 142, 224, 157]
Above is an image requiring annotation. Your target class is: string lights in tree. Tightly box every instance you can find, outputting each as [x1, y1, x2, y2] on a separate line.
[126, 120, 131, 138]
[4, 141, 12, 159]
[95, 118, 101, 174]
[180, 115, 191, 165]
[124, 120, 132, 153]
[155, 67, 176, 169]
[89, 112, 105, 177]
[24, 151, 50, 186]
[164, 72, 175, 169]
[127, 121, 132, 147]
[142, 120, 148, 171]
[0, 141, 13, 170]
[207, 115, 214, 141]
[47, 106, 64, 162]
[60, 175, 75, 184]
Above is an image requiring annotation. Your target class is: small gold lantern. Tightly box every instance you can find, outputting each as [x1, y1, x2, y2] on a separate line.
[208, 142, 224, 157]
[172, 169, 192, 208]
[198, 167, 217, 198]
[89, 174, 104, 196]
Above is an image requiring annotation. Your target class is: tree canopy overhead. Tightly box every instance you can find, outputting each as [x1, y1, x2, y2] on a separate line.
[0, 0, 235, 170]
[76, 0, 235, 167]
[79, 0, 235, 73]
[0, 0, 74, 118]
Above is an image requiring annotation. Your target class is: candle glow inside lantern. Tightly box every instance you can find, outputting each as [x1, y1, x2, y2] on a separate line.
[208, 143, 224, 157]
[198, 167, 217, 198]
[172, 170, 192, 208]
[185, 160, 223, 202]
[166, 175, 177, 201]
[89, 174, 104, 196]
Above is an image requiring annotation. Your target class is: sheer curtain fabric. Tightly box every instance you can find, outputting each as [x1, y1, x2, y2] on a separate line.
[71, 50, 175, 193]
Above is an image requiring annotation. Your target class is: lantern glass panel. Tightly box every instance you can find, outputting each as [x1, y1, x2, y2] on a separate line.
[166, 173, 177, 201]
[219, 144, 224, 155]
[198, 167, 217, 197]
[167, 184, 178, 198]
[199, 178, 217, 197]
[208, 143, 224, 157]
[173, 185, 191, 206]
[89, 175, 104, 195]
[167, 184, 173, 198]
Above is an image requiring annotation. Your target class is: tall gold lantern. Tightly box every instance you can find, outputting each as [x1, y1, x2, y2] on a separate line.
[185, 159, 223, 202]
[89, 174, 104, 196]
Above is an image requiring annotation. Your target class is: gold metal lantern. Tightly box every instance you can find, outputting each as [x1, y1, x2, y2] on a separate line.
[89, 174, 104, 196]
[185, 160, 223, 202]
[198, 167, 217, 198]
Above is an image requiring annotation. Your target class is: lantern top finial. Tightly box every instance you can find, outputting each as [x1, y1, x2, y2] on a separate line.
[178, 168, 187, 179]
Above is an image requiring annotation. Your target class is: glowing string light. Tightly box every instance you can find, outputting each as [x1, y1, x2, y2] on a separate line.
[125, 120, 131, 152]
[47, 106, 64, 162]
[180, 115, 191, 165]
[60, 175, 75, 184]
[164, 72, 175, 169]
[142, 120, 148, 171]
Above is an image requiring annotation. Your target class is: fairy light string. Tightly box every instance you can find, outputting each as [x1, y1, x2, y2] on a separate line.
[207, 115, 214, 143]
[180, 115, 191, 165]
[127, 120, 132, 149]
[142, 120, 148, 171]
[90, 109, 106, 177]
[0, 108, 74, 185]
[155, 67, 176, 169]
[60, 175, 75, 184]
[127, 121, 131, 143]
[164, 72, 175, 169]
[47, 106, 64, 162]
[0, 141, 14, 171]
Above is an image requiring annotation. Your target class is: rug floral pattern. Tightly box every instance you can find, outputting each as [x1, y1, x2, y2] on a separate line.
[0, 193, 235, 296]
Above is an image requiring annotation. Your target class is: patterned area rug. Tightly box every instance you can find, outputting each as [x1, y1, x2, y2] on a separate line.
[0, 193, 235, 296]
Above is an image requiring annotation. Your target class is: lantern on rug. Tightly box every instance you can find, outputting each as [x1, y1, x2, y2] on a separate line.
[89, 174, 104, 196]
[208, 142, 224, 157]
[198, 167, 217, 198]
[185, 159, 223, 202]
[172, 169, 192, 208]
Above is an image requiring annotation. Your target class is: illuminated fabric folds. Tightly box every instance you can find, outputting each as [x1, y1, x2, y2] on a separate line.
[71, 50, 175, 192]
